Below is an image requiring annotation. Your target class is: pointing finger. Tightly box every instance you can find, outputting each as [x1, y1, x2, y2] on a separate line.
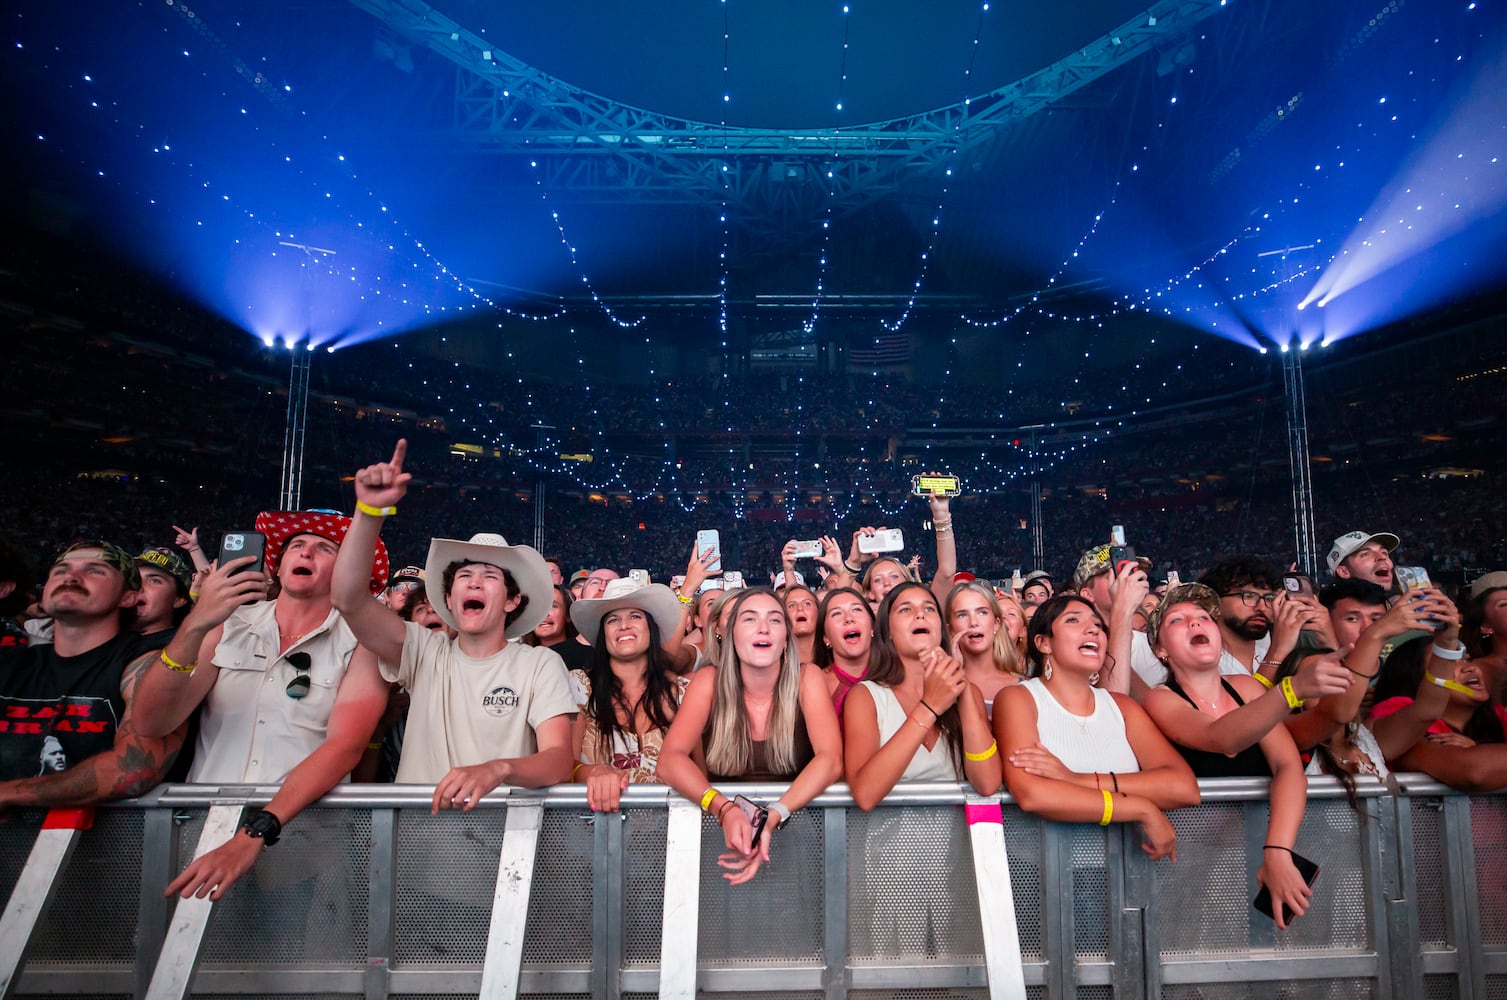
[391, 438, 408, 472]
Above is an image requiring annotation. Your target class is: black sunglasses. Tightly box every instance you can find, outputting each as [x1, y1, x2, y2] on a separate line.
[285, 651, 312, 699]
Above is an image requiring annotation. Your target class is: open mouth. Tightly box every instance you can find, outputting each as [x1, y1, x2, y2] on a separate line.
[461, 599, 485, 613]
[291, 566, 313, 577]
[964, 629, 986, 642]
[1190, 633, 1212, 646]
[1079, 640, 1101, 657]
[424, 621, 445, 631]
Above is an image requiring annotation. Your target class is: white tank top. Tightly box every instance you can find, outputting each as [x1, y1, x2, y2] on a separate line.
[1019, 677, 1142, 774]
[859, 681, 961, 781]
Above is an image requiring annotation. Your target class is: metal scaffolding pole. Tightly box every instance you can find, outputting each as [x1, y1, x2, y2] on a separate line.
[531, 423, 553, 552]
[1025, 425, 1046, 571]
[1282, 348, 1319, 576]
[279, 348, 312, 511]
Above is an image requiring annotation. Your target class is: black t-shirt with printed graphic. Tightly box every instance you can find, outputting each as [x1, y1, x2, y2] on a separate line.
[0, 631, 144, 780]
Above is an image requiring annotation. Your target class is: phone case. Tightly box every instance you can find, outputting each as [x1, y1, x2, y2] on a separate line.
[696, 530, 722, 573]
[792, 540, 823, 559]
[858, 529, 904, 554]
[1253, 850, 1320, 920]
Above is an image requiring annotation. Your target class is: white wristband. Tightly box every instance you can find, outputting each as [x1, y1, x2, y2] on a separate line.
[768, 801, 792, 826]
[1430, 642, 1465, 661]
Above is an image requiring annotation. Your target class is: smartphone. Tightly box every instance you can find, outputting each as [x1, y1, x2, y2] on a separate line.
[1110, 525, 1127, 546]
[1109, 544, 1137, 574]
[670, 575, 686, 591]
[1166, 570, 1182, 589]
[1010, 568, 1023, 592]
[1283, 572, 1315, 597]
[733, 794, 769, 843]
[629, 569, 650, 586]
[695, 529, 722, 574]
[723, 570, 745, 590]
[910, 473, 961, 497]
[791, 539, 823, 559]
[858, 528, 905, 554]
[1394, 566, 1432, 595]
[217, 531, 267, 575]
[1253, 850, 1320, 921]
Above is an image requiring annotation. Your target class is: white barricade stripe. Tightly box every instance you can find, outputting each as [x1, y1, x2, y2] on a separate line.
[0, 809, 93, 996]
[480, 801, 544, 1000]
[659, 799, 703, 1000]
[966, 797, 1028, 1000]
[144, 803, 243, 1000]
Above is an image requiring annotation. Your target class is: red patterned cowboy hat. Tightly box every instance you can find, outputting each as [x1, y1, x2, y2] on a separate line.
[253, 510, 390, 595]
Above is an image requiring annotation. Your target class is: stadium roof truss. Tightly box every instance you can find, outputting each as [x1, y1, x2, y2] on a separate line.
[346, 0, 1232, 238]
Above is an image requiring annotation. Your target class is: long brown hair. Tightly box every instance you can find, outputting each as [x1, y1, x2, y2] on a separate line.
[866, 581, 964, 775]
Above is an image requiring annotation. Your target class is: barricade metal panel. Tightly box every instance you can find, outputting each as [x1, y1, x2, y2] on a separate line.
[0, 777, 1501, 999]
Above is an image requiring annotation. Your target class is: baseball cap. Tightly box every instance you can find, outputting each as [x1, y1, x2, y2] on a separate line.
[388, 565, 425, 588]
[137, 546, 193, 596]
[54, 539, 142, 591]
[1469, 571, 1507, 601]
[1072, 545, 1112, 590]
[1326, 530, 1400, 574]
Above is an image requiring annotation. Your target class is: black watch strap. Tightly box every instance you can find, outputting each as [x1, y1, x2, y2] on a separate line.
[241, 808, 283, 846]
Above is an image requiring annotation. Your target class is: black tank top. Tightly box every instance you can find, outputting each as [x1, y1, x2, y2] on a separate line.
[1164, 675, 1272, 778]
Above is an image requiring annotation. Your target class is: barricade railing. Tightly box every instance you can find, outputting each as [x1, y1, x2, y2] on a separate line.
[0, 776, 1502, 1000]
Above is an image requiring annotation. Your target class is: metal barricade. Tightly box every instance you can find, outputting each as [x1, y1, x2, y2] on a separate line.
[1, 777, 1503, 999]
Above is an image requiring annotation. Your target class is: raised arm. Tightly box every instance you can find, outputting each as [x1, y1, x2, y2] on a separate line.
[1101, 562, 1148, 696]
[926, 495, 957, 603]
[165, 644, 389, 899]
[0, 651, 187, 810]
[1148, 664, 1348, 757]
[331, 440, 411, 665]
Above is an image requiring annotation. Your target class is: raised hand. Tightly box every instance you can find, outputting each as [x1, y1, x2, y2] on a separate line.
[355, 439, 413, 511]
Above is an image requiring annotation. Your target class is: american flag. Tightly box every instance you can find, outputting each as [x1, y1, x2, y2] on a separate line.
[848, 332, 912, 366]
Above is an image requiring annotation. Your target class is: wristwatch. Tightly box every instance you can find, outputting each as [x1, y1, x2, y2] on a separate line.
[241, 808, 283, 846]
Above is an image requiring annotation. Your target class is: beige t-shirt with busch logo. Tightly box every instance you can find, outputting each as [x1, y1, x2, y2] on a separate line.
[382, 622, 575, 784]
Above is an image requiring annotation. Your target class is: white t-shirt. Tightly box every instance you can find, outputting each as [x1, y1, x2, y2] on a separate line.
[382, 622, 576, 783]
[1130, 630, 1266, 688]
[859, 681, 960, 782]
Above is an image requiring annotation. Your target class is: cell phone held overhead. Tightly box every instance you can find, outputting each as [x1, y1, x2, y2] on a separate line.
[910, 473, 961, 498]
[791, 539, 824, 559]
[217, 531, 267, 576]
[857, 528, 905, 554]
[695, 529, 722, 574]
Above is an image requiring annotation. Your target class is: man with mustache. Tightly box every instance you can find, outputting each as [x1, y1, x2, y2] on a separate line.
[0, 540, 184, 808]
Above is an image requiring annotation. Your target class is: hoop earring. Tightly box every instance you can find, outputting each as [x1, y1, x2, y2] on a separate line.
[1043, 658, 1053, 681]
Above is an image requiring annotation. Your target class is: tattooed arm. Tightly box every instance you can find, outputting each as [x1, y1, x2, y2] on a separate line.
[0, 651, 186, 810]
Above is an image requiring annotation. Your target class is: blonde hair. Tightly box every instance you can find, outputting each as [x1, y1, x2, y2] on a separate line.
[704, 589, 805, 777]
[945, 581, 1028, 678]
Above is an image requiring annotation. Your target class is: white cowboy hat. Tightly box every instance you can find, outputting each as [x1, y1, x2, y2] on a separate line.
[569, 578, 685, 646]
[423, 533, 553, 638]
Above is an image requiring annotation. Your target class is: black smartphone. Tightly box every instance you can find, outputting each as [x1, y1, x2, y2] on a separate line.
[733, 794, 769, 843]
[217, 531, 268, 575]
[1109, 544, 1138, 574]
[1253, 849, 1320, 921]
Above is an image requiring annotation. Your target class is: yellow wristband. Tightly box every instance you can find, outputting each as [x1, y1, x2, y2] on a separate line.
[355, 500, 397, 518]
[160, 650, 195, 674]
[1099, 789, 1114, 827]
[699, 787, 720, 811]
[1426, 672, 1476, 697]
[965, 740, 999, 762]
[1280, 676, 1305, 709]
[1252, 672, 1275, 689]
[675, 591, 694, 605]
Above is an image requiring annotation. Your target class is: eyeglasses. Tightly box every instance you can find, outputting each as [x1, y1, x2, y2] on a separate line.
[389, 581, 423, 594]
[1223, 590, 1278, 609]
[285, 651, 312, 699]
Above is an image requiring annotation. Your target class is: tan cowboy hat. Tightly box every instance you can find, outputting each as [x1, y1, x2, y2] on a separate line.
[423, 532, 553, 638]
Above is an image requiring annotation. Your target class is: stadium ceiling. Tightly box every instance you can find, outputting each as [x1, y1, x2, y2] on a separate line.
[348, 0, 1226, 233]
